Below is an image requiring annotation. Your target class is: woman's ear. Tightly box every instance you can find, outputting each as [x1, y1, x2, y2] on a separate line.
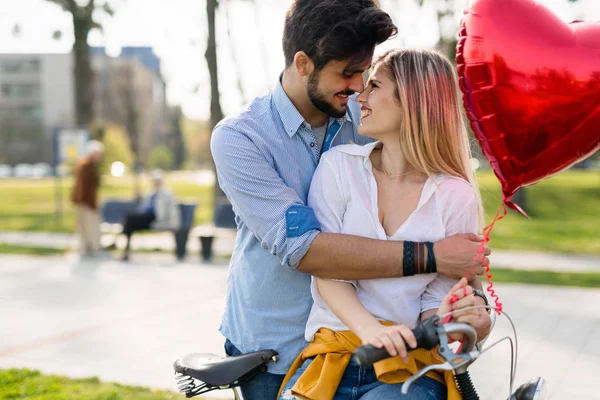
[294, 51, 314, 77]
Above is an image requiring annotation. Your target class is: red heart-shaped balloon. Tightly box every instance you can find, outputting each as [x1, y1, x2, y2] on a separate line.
[457, 0, 600, 206]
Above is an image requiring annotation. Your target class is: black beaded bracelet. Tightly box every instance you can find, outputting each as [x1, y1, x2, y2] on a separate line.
[403, 241, 415, 276]
[425, 242, 437, 273]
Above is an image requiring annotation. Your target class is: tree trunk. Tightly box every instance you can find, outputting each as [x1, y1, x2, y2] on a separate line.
[171, 107, 186, 169]
[206, 0, 226, 199]
[224, 1, 247, 104]
[436, 37, 457, 62]
[122, 67, 142, 198]
[71, 13, 94, 127]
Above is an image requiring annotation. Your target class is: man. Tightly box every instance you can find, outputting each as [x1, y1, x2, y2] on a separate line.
[71, 140, 104, 258]
[210, 1, 492, 398]
[120, 169, 181, 261]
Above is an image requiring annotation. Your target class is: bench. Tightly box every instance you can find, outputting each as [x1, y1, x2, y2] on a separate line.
[194, 200, 237, 262]
[100, 200, 197, 260]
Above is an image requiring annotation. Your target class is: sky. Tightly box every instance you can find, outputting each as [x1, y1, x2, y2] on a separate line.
[0, 0, 598, 120]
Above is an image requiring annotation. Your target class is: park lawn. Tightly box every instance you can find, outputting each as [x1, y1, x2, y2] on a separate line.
[0, 176, 213, 233]
[0, 243, 65, 256]
[0, 169, 598, 254]
[477, 169, 599, 254]
[0, 368, 184, 400]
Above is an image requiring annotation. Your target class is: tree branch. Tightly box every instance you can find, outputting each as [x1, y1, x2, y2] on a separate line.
[44, 0, 72, 12]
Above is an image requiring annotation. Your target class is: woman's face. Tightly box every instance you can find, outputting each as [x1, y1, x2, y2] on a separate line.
[356, 63, 402, 140]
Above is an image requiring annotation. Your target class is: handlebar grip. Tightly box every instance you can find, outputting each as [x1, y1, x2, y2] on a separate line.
[352, 344, 393, 366]
[352, 315, 440, 366]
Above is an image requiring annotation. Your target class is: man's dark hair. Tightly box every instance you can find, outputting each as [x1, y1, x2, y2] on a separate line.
[283, 0, 397, 71]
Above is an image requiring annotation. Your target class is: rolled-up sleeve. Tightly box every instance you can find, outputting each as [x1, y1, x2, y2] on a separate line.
[211, 124, 319, 269]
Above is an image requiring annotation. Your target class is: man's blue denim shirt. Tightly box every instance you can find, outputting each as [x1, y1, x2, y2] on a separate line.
[211, 78, 373, 373]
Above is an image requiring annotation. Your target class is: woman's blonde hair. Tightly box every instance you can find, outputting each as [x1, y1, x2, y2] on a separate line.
[374, 48, 483, 228]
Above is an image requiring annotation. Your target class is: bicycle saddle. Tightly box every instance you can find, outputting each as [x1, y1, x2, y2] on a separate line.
[173, 350, 278, 386]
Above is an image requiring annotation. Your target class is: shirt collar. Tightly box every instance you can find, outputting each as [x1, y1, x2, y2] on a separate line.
[335, 140, 381, 158]
[273, 74, 353, 138]
[335, 141, 447, 186]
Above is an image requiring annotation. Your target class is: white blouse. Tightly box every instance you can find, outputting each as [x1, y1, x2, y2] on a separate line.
[304, 141, 479, 341]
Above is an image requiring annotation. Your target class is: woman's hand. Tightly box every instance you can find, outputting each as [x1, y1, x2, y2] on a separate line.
[438, 278, 492, 342]
[437, 278, 479, 325]
[359, 323, 417, 364]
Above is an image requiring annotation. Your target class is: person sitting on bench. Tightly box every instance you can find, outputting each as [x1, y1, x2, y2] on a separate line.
[120, 169, 181, 261]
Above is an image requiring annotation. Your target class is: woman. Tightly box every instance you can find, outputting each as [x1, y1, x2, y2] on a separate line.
[278, 49, 492, 400]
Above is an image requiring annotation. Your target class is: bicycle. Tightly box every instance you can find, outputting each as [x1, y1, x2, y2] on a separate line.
[173, 308, 545, 400]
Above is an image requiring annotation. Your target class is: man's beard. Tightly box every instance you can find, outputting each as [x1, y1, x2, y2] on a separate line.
[307, 71, 352, 119]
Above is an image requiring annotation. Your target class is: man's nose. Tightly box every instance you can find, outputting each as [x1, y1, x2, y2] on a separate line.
[348, 74, 364, 94]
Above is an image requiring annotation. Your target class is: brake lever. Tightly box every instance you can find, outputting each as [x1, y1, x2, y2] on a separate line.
[402, 322, 481, 395]
[401, 361, 455, 395]
[437, 322, 479, 372]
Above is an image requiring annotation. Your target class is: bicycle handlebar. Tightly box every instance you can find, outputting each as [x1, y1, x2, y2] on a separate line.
[352, 316, 479, 367]
[352, 316, 481, 398]
[352, 315, 441, 366]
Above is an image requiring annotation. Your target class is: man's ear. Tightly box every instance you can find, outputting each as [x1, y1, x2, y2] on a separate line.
[293, 51, 314, 77]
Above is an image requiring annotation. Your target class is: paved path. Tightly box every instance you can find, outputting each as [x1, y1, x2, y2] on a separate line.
[1, 254, 599, 399]
[2, 230, 600, 272]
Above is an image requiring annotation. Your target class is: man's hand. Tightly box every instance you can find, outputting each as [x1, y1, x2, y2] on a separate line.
[433, 234, 491, 280]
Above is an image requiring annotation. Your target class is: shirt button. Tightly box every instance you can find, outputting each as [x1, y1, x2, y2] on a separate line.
[310, 142, 315, 147]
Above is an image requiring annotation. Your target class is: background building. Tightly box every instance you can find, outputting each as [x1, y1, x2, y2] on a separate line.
[0, 54, 75, 164]
[0, 48, 167, 167]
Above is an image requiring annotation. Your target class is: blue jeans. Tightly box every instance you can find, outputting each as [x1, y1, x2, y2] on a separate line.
[224, 339, 285, 400]
[278, 358, 447, 400]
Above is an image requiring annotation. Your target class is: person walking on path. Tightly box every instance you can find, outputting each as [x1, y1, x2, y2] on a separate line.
[71, 140, 104, 258]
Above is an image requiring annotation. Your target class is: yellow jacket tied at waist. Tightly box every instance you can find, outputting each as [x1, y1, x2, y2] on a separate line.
[278, 323, 461, 400]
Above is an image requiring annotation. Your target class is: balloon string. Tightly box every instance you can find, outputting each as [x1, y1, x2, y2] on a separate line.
[443, 202, 506, 324]
[478, 203, 507, 315]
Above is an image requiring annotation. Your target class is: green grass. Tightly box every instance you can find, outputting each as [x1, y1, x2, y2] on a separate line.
[0, 243, 66, 256]
[0, 368, 184, 400]
[0, 169, 598, 254]
[492, 268, 600, 288]
[0, 176, 213, 233]
[477, 169, 599, 254]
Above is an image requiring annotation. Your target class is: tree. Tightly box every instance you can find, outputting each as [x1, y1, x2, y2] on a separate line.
[99, 123, 134, 175]
[205, 0, 226, 198]
[168, 106, 186, 170]
[149, 145, 175, 171]
[45, 0, 118, 128]
[104, 60, 154, 196]
[224, 0, 247, 104]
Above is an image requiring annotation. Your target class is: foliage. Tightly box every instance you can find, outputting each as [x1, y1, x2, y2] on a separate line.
[44, 0, 115, 31]
[182, 118, 212, 168]
[0, 368, 183, 400]
[148, 145, 175, 171]
[99, 124, 134, 175]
